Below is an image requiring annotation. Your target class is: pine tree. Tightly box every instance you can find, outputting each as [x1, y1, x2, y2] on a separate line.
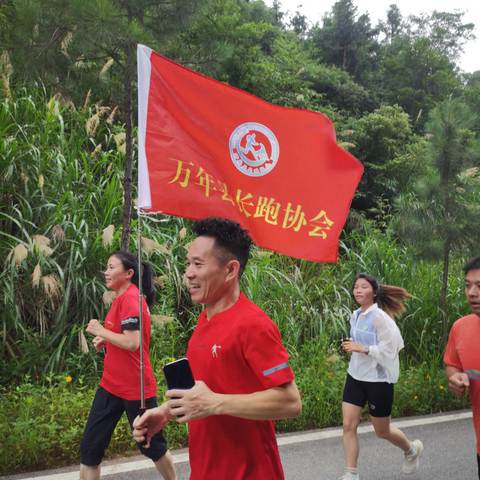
[395, 98, 480, 337]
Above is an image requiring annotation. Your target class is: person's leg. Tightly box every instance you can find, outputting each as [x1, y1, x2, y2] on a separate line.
[124, 397, 176, 480]
[370, 416, 410, 451]
[153, 450, 177, 480]
[370, 415, 423, 474]
[367, 381, 423, 474]
[342, 401, 363, 469]
[80, 464, 100, 480]
[340, 374, 366, 478]
[80, 388, 124, 478]
[367, 381, 410, 451]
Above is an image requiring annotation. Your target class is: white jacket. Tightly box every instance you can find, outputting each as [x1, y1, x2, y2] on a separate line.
[347, 303, 404, 384]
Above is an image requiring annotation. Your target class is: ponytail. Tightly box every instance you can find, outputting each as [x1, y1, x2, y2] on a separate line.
[139, 261, 155, 307]
[354, 273, 410, 320]
[111, 251, 156, 307]
[376, 284, 410, 319]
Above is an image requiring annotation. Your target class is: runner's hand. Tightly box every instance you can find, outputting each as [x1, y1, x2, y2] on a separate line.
[92, 336, 105, 352]
[132, 405, 171, 448]
[167, 381, 220, 423]
[341, 340, 366, 353]
[86, 319, 104, 336]
[448, 372, 469, 397]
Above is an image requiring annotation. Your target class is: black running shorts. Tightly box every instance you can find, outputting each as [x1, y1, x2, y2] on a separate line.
[80, 387, 168, 466]
[342, 373, 394, 417]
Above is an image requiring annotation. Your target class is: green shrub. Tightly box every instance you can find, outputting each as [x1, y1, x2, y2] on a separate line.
[1, 344, 469, 475]
[0, 374, 187, 475]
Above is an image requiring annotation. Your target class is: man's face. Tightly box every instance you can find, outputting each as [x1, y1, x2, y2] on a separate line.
[185, 236, 231, 306]
[465, 268, 480, 316]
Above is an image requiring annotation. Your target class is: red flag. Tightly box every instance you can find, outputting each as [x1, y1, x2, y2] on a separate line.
[137, 45, 363, 262]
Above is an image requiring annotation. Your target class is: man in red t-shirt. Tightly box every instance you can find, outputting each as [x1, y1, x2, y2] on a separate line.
[133, 217, 301, 479]
[444, 256, 480, 479]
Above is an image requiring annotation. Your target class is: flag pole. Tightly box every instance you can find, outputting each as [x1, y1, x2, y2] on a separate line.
[137, 207, 146, 415]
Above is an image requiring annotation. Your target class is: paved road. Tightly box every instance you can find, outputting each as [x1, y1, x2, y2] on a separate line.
[4, 411, 476, 480]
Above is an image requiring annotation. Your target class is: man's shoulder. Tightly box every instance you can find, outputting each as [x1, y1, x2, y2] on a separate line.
[452, 314, 478, 326]
[235, 294, 274, 325]
[449, 314, 480, 335]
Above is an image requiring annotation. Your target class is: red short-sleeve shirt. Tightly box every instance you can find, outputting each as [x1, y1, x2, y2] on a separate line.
[100, 284, 157, 400]
[186, 293, 294, 480]
[444, 314, 480, 454]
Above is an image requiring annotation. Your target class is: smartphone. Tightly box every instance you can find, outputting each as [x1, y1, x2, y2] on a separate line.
[163, 357, 195, 390]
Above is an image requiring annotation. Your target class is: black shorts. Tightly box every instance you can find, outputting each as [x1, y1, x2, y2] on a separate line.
[342, 374, 394, 417]
[477, 453, 480, 479]
[80, 387, 168, 466]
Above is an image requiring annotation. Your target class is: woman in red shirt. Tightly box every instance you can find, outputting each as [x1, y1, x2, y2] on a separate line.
[80, 251, 176, 480]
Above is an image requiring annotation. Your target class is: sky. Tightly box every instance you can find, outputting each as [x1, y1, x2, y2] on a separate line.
[266, 0, 480, 72]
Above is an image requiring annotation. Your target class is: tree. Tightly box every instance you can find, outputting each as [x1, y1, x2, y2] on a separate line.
[378, 36, 459, 130]
[347, 105, 423, 213]
[378, 4, 404, 43]
[305, 63, 375, 115]
[375, 7, 471, 130]
[462, 71, 480, 133]
[407, 10, 475, 61]
[308, 0, 379, 84]
[395, 99, 480, 337]
[290, 9, 309, 38]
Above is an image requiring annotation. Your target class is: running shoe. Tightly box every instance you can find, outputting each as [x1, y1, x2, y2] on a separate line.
[402, 439, 424, 474]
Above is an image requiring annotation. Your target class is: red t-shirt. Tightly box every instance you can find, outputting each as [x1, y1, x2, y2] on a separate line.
[100, 284, 157, 400]
[444, 314, 480, 454]
[186, 293, 294, 480]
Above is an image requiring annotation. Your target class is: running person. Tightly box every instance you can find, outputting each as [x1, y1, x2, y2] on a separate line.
[80, 251, 176, 480]
[337, 273, 423, 480]
[444, 256, 480, 479]
[132, 217, 302, 479]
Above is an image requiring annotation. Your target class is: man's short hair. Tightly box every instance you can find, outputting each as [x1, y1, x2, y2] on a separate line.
[192, 217, 252, 276]
[464, 256, 480, 275]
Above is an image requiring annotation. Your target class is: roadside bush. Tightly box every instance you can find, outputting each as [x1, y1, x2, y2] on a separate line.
[0, 373, 187, 475]
[0, 344, 469, 475]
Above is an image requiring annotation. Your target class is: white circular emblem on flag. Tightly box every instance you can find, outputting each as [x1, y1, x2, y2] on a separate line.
[229, 122, 279, 177]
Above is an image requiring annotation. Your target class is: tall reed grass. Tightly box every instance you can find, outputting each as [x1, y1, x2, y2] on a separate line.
[0, 87, 469, 386]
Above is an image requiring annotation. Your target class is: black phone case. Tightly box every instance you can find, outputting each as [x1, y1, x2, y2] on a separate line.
[163, 358, 195, 390]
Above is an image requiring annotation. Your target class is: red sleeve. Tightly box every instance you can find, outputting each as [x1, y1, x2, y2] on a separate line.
[118, 294, 141, 331]
[443, 322, 462, 369]
[242, 316, 294, 389]
[119, 294, 139, 319]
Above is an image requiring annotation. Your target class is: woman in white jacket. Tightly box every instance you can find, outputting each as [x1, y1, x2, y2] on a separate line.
[337, 273, 423, 480]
